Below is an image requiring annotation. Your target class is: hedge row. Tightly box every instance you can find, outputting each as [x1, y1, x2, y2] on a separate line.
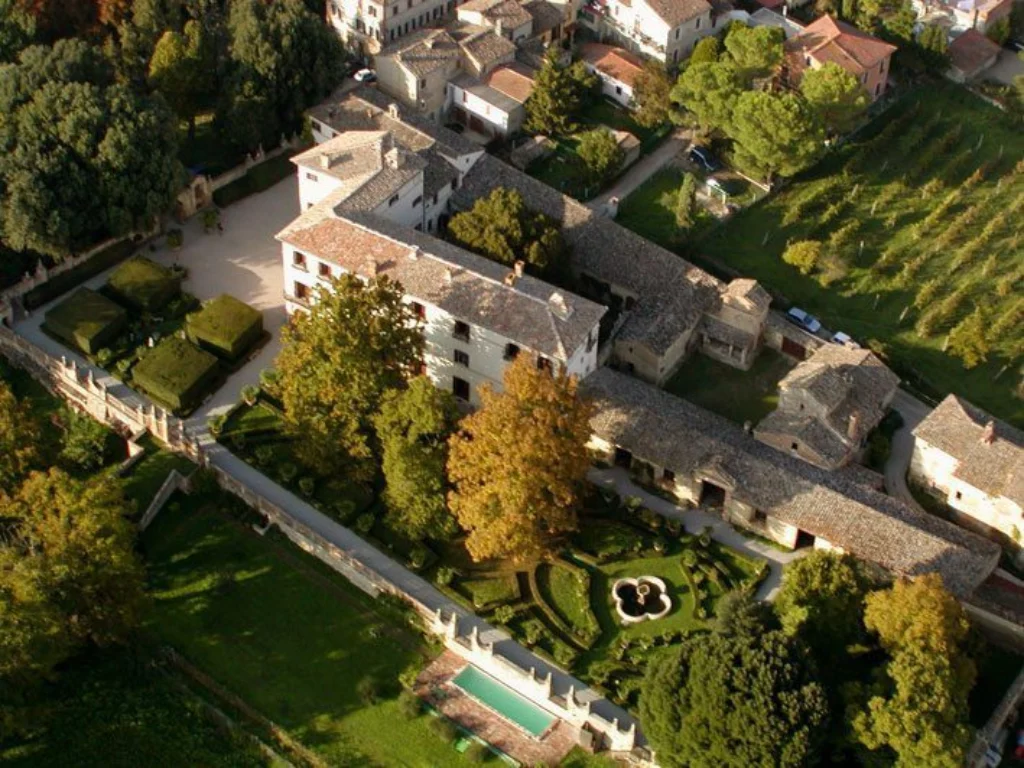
[42, 288, 127, 355]
[24, 239, 137, 310]
[528, 567, 594, 651]
[212, 153, 297, 208]
[186, 294, 264, 361]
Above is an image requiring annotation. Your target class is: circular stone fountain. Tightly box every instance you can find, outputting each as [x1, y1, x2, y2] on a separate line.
[612, 577, 672, 624]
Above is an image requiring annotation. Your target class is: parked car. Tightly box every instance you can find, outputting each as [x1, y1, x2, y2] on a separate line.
[689, 146, 721, 173]
[831, 331, 858, 347]
[787, 307, 822, 334]
[354, 68, 377, 83]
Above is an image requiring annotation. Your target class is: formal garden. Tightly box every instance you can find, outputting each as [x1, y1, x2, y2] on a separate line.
[691, 83, 1024, 426]
[41, 255, 266, 414]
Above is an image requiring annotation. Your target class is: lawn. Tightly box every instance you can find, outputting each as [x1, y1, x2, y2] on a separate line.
[695, 83, 1024, 426]
[616, 168, 717, 246]
[665, 348, 796, 425]
[578, 99, 667, 147]
[120, 434, 196, 516]
[142, 490, 484, 768]
[0, 649, 274, 768]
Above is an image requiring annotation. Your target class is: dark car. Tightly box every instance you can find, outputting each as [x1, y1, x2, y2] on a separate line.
[689, 146, 721, 172]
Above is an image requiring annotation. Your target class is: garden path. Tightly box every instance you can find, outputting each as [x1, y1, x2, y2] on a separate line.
[587, 466, 807, 600]
[588, 128, 690, 215]
[884, 388, 932, 515]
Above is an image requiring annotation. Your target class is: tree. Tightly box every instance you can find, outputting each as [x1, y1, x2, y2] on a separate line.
[223, 0, 346, 147]
[723, 22, 784, 84]
[800, 61, 869, 135]
[19, 0, 98, 42]
[917, 23, 949, 71]
[0, 0, 36, 63]
[0, 381, 40, 493]
[373, 376, 459, 540]
[59, 408, 110, 472]
[631, 60, 674, 127]
[447, 187, 568, 281]
[731, 90, 824, 181]
[0, 40, 184, 258]
[775, 551, 872, 663]
[675, 172, 698, 230]
[640, 623, 830, 768]
[689, 35, 720, 66]
[782, 240, 823, 275]
[947, 308, 989, 369]
[986, 16, 1010, 45]
[852, 575, 975, 768]
[577, 128, 623, 185]
[714, 589, 777, 636]
[671, 61, 742, 134]
[274, 274, 422, 478]
[524, 47, 592, 135]
[447, 356, 593, 562]
[148, 20, 212, 140]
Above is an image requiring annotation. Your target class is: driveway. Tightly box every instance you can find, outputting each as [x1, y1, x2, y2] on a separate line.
[17, 176, 298, 427]
[884, 388, 933, 513]
[589, 466, 806, 600]
[986, 49, 1024, 86]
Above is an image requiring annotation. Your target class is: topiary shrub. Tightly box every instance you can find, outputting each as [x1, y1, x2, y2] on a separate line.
[408, 544, 429, 570]
[435, 566, 457, 586]
[354, 513, 375, 534]
[298, 477, 316, 497]
[681, 549, 698, 568]
[493, 604, 516, 624]
[254, 445, 274, 466]
[279, 462, 298, 484]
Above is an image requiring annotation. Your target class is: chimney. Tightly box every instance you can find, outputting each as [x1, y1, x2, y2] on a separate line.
[847, 411, 860, 441]
[782, 3, 788, 16]
[548, 291, 572, 320]
[514, 260, 525, 277]
[385, 147, 402, 169]
[981, 421, 996, 445]
[363, 259, 380, 277]
[319, 152, 332, 169]
[408, 246, 420, 260]
[605, 196, 620, 219]
[445, 268, 454, 284]
[504, 271, 516, 286]
[388, 102, 401, 119]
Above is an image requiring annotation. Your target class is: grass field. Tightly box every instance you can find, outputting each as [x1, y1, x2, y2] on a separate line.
[120, 434, 196, 516]
[0, 650, 274, 768]
[142, 491, 483, 768]
[694, 83, 1023, 425]
[616, 169, 717, 244]
[666, 348, 795, 425]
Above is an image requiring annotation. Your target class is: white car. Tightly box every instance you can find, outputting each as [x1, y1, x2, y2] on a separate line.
[354, 68, 377, 83]
[831, 331, 859, 347]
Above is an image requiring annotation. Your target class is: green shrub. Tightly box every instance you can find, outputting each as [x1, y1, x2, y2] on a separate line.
[43, 288, 127, 355]
[681, 549, 698, 567]
[186, 294, 264, 361]
[166, 228, 183, 249]
[464, 742, 489, 763]
[106, 256, 181, 311]
[279, 462, 298, 484]
[429, 716, 458, 742]
[254, 445, 274, 465]
[493, 604, 516, 624]
[461, 576, 520, 609]
[408, 544, 429, 569]
[435, 566, 457, 586]
[131, 337, 220, 413]
[298, 477, 316, 497]
[398, 690, 422, 719]
[355, 513, 375, 534]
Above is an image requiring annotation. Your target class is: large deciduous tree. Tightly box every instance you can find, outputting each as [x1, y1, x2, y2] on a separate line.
[577, 127, 624, 185]
[730, 90, 824, 182]
[447, 356, 593, 562]
[0, 0, 36, 63]
[0, 381, 40, 493]
[851, 574, 976, 768]
[640, 611, 829, 768]
[688, 35, 720, 66]
[631, 59, 675, 127]
[148, 20, 213, 140]
[671, 62, 742, 134]
[800, 61, 869, 135]
[373, 376, 459, 541]
[274, 274, 422, 479]
[447, 187, 568, 281]
[0, 39, 183, 258]
[524, 47, 593, 135]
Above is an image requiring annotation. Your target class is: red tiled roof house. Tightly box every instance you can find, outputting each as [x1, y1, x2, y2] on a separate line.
[783, 15, 897, 101]
[580, 43, 645, 108]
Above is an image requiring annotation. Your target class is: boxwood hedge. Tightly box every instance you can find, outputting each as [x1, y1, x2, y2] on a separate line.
[106, 256, 181, 312]
[132, 336, 220, 413]
[43, 288, 127, 355]
[186, 294, 263, 361]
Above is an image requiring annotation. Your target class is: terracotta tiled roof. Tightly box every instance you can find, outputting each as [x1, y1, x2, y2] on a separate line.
[586, 368, 1000, 597]
[277, 205, 605, 362]
[913, 395, 1024, 507]
[522, 0, 565, 33]
[379, 28, 461, 78]
[786, 15, 896, 75]
[579, 43, 645, 88]
[948, 29, 1001, 76]
[484, 62, 537, 103]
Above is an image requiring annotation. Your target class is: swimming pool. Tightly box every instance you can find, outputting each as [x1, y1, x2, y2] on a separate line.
[452, 665, 555, 738]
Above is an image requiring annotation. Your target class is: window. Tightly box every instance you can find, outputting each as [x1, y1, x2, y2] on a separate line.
[536, 356, 552, 373]
[432, 192, 439, 205]
[504, 343, 520, 361]
[874, 83, 881, 97]
[675, 28, 680, 39]
[407, 0, 411, 7]
[586, 331, 596, 352]
[753, 509, 768, 525]
[420, 78, 426, 89]
[392, 4, 397, 12]
[306, 171, 319, 182]
[453, 320, 470, 341]
[955, 491, 963, 501]
[615, 85, 622, 95]
[388, 193, 400, 206]
[790, 442, 799, 451]
[294, 282, 309, 300]
[462, 91, 468, 102]
[453, 376, 470, 401]
[410, 301, 426, 319]
[390, 28, 396, 39]
[695, 17, 700, 28]
[369, 4, 377, 14]
[454, 349, 469, 367]
[662, 469, 675, 484]
[293, 251, 307, 269]
[427, 219, 433, 232]
[318, 262, 331, 278]
[412, 195, 422, 207]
